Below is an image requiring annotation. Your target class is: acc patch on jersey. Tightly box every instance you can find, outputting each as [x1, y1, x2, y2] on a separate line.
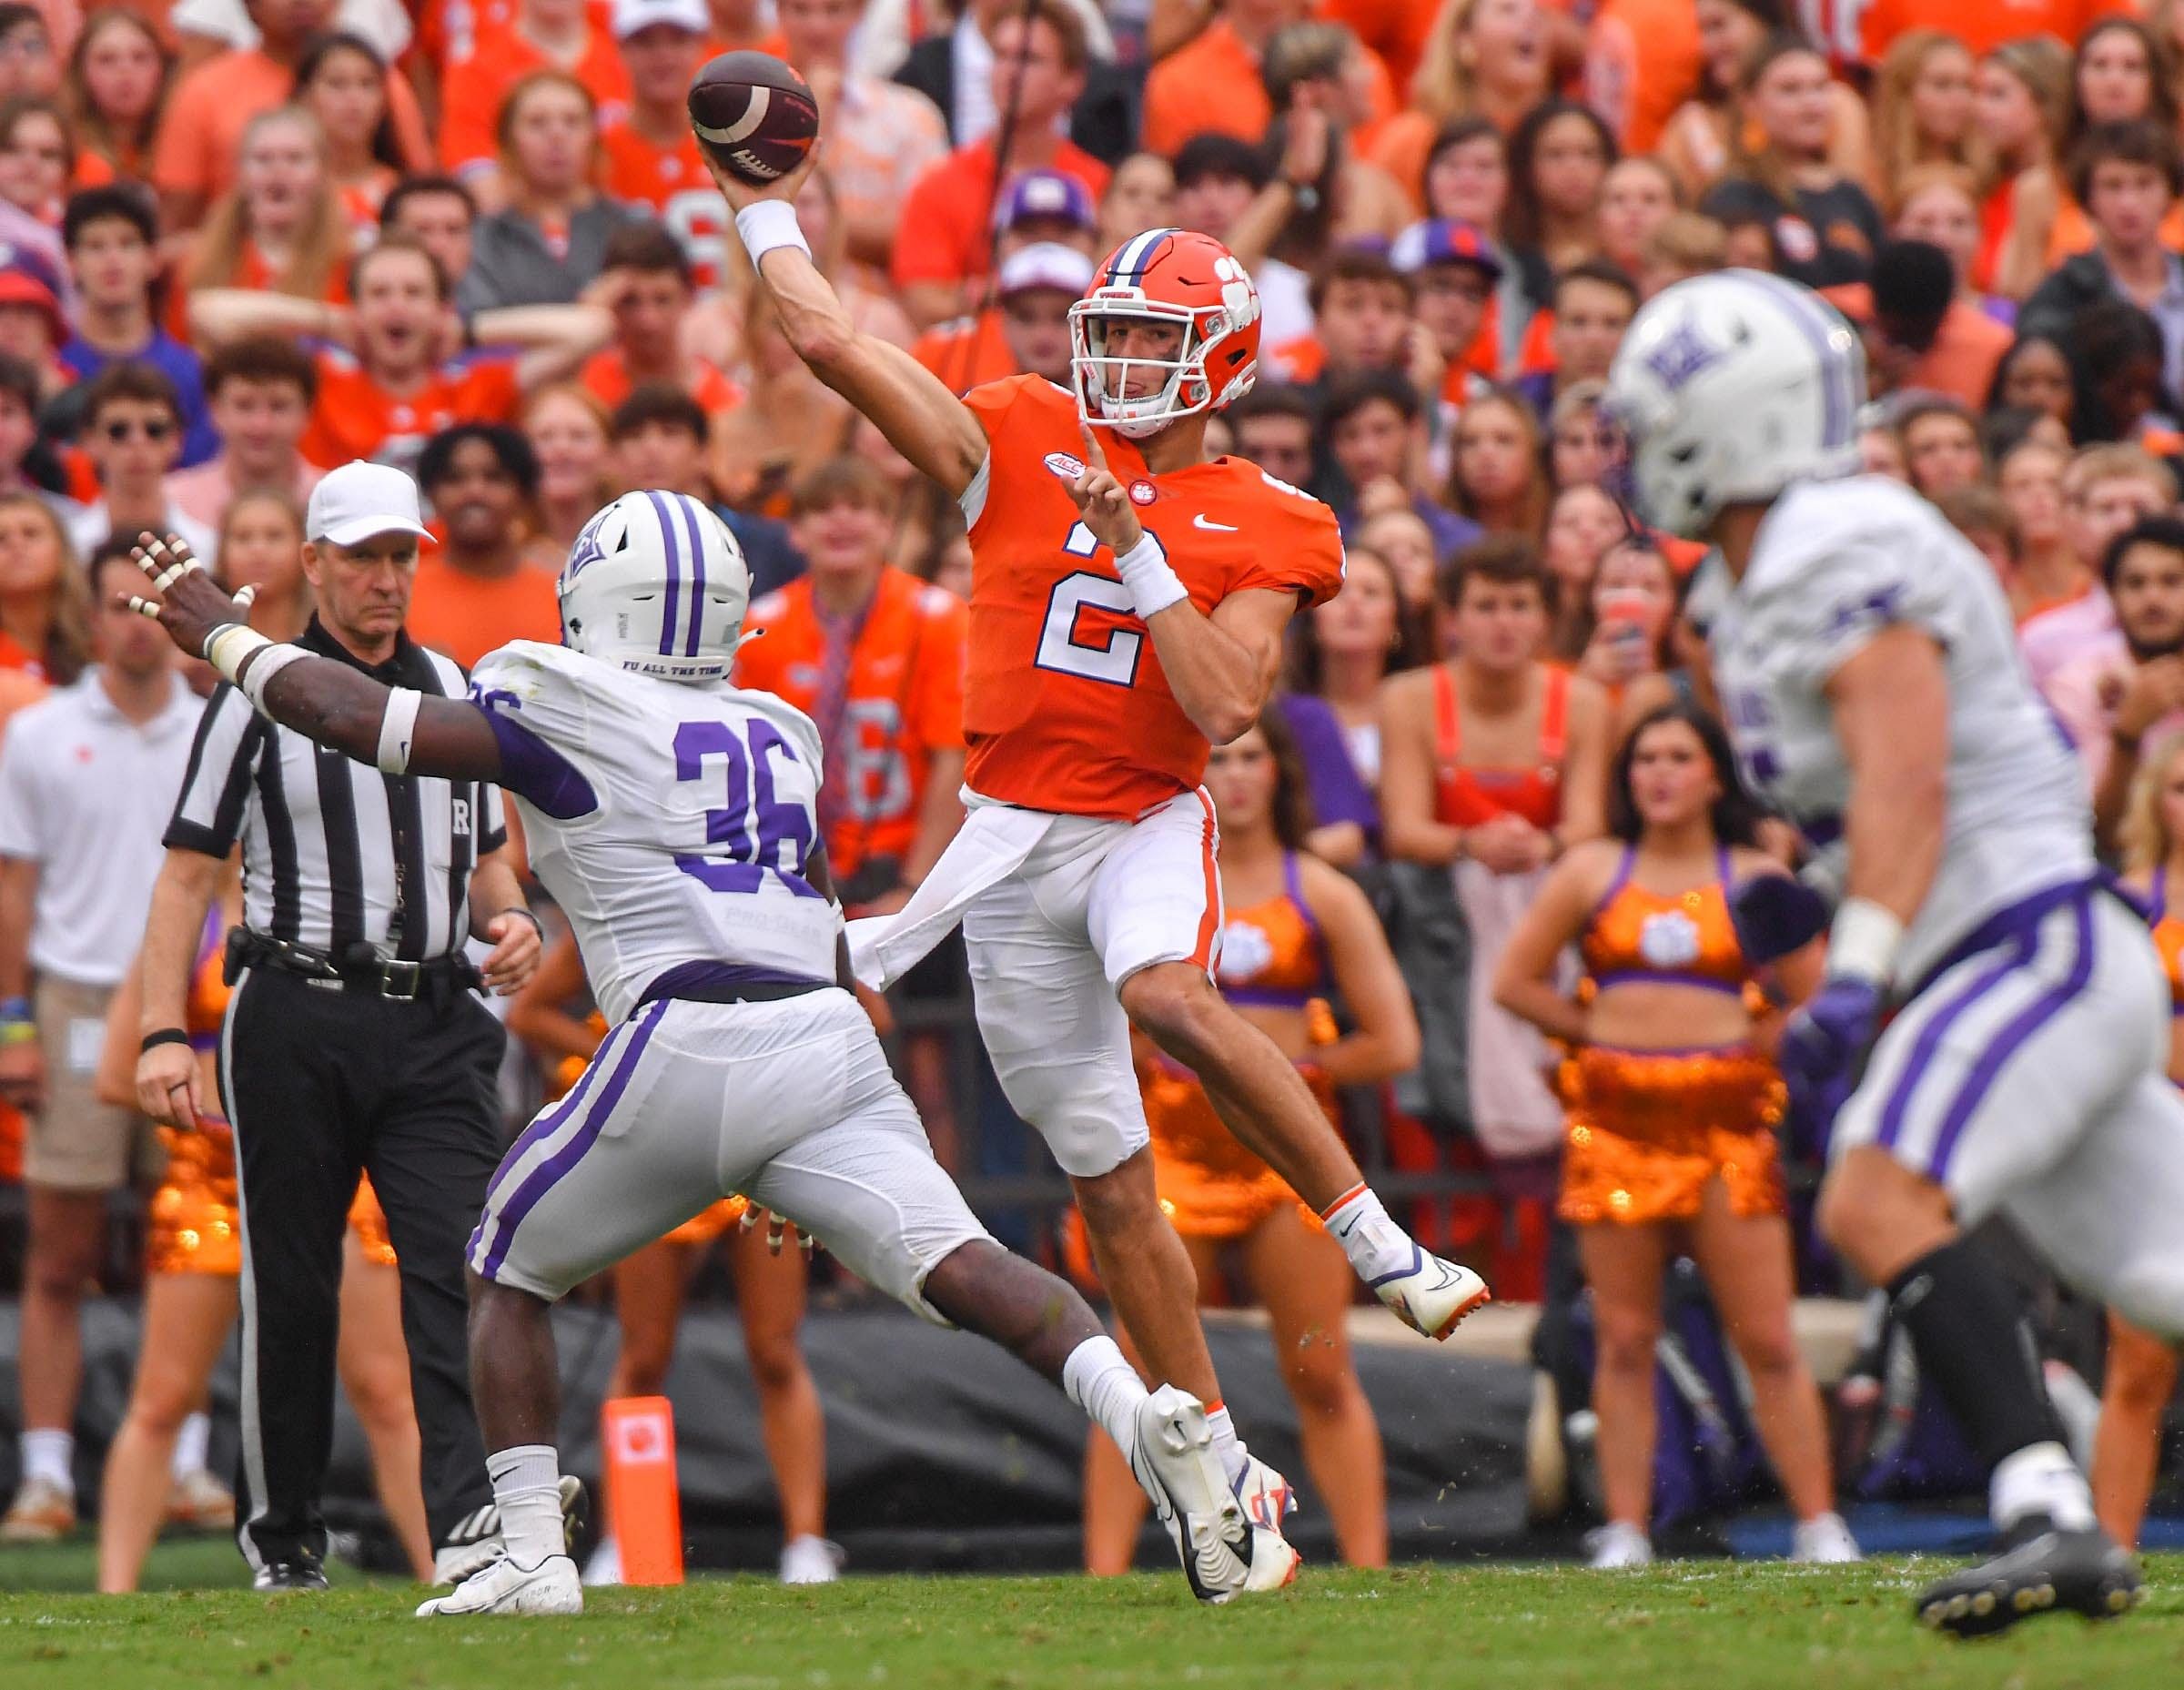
[1044, 451, 1087, 481]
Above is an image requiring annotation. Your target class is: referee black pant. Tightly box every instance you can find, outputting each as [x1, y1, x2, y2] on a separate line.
[217, 962, 502, 1570]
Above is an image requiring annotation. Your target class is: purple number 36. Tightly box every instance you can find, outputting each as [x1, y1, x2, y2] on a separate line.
[672, 719, 820, 899]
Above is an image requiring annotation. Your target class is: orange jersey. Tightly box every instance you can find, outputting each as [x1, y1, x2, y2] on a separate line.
[579, 346, 743, 417]
[1582, 845, 1754, 998]
[960, 376, 1344, 820]
[600, 120, 730, 288]
[301, 348, 521, 472]
[735, 567, 969, 881]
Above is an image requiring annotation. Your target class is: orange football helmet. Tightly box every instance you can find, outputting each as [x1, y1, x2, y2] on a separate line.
[1068, 228, 1261, 438]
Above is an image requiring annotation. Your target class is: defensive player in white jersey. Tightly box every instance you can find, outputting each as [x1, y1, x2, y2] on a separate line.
[1608, 270, 2184, 1635]
[121, 494, 1290, 1615]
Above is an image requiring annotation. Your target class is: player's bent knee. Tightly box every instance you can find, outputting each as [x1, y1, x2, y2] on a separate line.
[2104, 1260, 2184, 1347]
[1118, 964, 1224, 1059]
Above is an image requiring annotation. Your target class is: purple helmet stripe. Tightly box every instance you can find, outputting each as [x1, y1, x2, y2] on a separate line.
[646, 490, 682, 656]
[675, 493, 710, 658]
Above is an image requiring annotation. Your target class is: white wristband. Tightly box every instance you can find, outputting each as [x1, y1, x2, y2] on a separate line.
[202, 620, 269, 678]
[735, 200, 812, 268]
[1827, 896, 1905, 987]
[1114, 532, 1188, 619]
[238, 644, 310, 712]
[377, 687, 424, 774]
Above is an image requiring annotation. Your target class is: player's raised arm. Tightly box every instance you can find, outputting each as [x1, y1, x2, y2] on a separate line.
[124, 534, 505, 784]
[708, 158, 986, 500]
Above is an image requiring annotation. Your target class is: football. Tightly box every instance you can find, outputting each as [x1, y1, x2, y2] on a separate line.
[687, 51, 821, 187]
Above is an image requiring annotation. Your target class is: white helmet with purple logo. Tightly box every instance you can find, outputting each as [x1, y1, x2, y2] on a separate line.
[1606, 268, 1866, 539]
[558, 491, 753, 683]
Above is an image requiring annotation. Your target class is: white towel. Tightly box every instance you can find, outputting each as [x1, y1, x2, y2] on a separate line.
[845, 800, 1058, 990]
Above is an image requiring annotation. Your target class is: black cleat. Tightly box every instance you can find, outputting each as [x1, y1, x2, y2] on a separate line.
[253, 1553, 329, 1593]
[1916, 1513, 2143, 1638]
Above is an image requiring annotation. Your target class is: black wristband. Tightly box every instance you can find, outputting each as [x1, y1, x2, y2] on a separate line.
[498, 907, 544, 939]
[139, 1027, 191, 1055]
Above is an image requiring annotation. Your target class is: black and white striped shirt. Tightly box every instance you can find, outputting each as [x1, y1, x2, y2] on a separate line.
[163, 619, 506, 962]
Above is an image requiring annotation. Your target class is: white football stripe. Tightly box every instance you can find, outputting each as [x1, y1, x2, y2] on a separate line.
[693, 85, 771, 146]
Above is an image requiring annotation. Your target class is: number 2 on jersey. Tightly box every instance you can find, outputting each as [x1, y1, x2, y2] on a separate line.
[671, 719, 820, 898]
[1036, 521, 1143, 686]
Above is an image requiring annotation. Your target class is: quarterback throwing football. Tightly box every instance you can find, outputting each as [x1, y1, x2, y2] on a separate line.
[715, 160, 1487, 1571]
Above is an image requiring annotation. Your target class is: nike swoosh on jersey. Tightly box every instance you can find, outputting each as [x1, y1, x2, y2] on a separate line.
[1193, 515, 1240, 531]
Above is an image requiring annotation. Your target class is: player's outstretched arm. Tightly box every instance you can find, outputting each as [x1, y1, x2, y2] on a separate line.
[708, 157, 986, 500]
[123, 534, 506, 784]
[1826, 623, 1950, 934]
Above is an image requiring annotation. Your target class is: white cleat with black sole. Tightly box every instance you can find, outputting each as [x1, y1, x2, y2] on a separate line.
[416, 1553, 582, 1617]
[1129, 1384, 1289, 1603]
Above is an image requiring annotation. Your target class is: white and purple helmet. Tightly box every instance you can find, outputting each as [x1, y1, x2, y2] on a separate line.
[1606, 269, 1866, 539]
[558, 491, 753, 683]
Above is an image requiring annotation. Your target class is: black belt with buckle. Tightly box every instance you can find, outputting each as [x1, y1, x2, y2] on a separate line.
[226, 929, 482, 1000]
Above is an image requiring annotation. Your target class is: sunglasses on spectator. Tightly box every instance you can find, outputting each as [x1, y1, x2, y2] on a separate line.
[102, 418, 173, 442]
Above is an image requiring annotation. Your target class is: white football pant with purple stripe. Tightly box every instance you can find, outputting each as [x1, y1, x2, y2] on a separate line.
[468, 988, 992, 1315]
[1833, 889, 2184, 1340]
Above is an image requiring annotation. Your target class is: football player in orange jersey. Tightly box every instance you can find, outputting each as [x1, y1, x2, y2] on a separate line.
[720, 157, 1490, 1564]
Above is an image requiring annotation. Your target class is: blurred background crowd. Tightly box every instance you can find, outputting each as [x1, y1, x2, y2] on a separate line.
[0, 0, 2179, 1586]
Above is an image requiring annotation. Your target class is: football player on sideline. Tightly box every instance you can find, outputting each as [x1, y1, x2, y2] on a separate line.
[714, 157, 1488, 1541]
[1608, 270, 2184, 1635]
[121, 499, 1283, 1614]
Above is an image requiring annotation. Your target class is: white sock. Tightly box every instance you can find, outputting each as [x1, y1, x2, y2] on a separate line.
[1204, 1403, 1248, 1487]
[1990, 1439, 2096, 1533]
[484, 1444, 565, 1567]
[1321, 1184, 1414, 1281]
[1062, 1336, 1148, 1457]
[20, 1429, 73, 1494]
[171, 1412, 211, 1479]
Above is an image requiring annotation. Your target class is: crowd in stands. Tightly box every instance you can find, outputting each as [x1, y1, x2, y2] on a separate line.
[0, 0, 2179, 1574]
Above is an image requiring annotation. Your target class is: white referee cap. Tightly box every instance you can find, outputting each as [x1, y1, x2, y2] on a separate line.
[308, 461, 436, 548]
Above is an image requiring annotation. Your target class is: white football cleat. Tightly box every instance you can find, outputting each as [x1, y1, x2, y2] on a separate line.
[433, 1476, 588, 1585]
[1584, 1522, 1653, 1569]
[416, 1553, 582, 1616]
[1790, 1512, 1863, 1564]
[1130, 1385, 1267, 1603]
[1229, 1455, 1302, 1594]
[779, 1534, 844, 1584]
[1371, 1248, 1491, 1341]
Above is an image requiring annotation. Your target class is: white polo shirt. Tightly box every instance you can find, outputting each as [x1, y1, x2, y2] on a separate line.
[0, 670, 203, 987]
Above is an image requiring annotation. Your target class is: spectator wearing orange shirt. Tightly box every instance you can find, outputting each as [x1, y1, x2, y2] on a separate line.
[165, 336, 325, 530]
[437, 0, 631, 195]
[909, 167, 1098, 392]
[1142, 0, 1308, 159]
[1862, 0, 2125, 66]
[776, 0, 947, 288]
[177, 106, 349, 344]
[889, 0, 1109, 329]
[1825, 233, 2010, 410]
[1370, 0, 1552, 208]
[579, 222, 743, 416]
[406, 423, 561, 667]
[599, 0, 723, 286]
[1583, 0, 1703, 157]
[734, 454, 967, 906]
[153, 0, 430, 230]
[189, 237, 611, 471]
[61, 9, 167, 192]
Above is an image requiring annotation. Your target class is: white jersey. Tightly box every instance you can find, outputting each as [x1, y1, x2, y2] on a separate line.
[1709, 476, 2095, 984]
[468, 641, 842, 1024]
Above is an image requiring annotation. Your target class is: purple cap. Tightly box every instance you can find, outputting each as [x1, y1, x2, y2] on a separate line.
[1389, 219, 1505, 283]
[994, 169, 1097, 234]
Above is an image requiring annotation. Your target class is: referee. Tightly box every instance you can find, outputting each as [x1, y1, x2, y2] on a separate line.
[132, 462, 543, 1591]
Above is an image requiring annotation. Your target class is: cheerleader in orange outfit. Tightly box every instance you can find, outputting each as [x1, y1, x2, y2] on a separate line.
[92, 887, 435, 1591]
[2092, 732, 2184, 1549]
[507, 930, 834, 1585]
[1081, 712, 1419, 1573]
[1494, 702, 1857, 1569]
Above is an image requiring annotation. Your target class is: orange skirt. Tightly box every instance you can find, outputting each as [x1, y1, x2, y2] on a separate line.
[1557, 1046, 1786, 1227]
[148, 1123, 400, 1275]
[662, 1195, 751, 1248]
[1143, 1063, 1329, 1240]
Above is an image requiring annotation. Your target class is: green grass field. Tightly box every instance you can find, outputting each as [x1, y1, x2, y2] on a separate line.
[2, 1545, 2182, 1690]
